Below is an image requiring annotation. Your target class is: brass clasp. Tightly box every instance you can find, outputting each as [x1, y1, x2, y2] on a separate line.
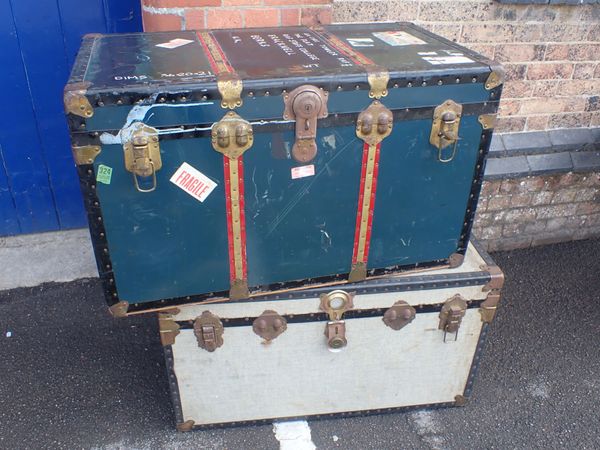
[193, 311, 224, 352]
[430, 100, 463, 163]
[123, 123, 162, 193]
[320, 290, 354, 350]
[439, 295, 468, 342]
[356, 101, 393, 145]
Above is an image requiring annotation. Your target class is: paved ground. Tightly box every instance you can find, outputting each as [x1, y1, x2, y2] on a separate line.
[1, 239, 599, 449]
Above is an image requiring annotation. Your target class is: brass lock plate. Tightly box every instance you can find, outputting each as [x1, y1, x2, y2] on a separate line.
[252, 310, 287, 341]
[383, 300, 416, 331]
[193, 311, 224, 352]
[325, 320, 347, 350]
[319, 290, 354, 321]
[439, 294, 468, 341]
[356, 101, 393, 145]
[123, 123, 162, 176]
[282, 85, 328, 163]
[211, 111, 253, 159]
[430, 99, 463, 151]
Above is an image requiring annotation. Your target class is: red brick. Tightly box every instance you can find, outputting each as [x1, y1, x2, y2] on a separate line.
[264, 0, 329, 4]
[568, 44, 600, 62]
[504, 63, 527, 82]
[526, 63, 574, 80]
[494, 44, 544, 63]
[301, 7, 332, 26]
[281, 8, 301, 26]
[244, 8, 280, 27]
[185, 9, 205, 30]
[144, 0, 219, 6]
[222, 0, 260, 5]
[142, 11, 182, 31]
[544, 44, 569, 61]
[502, 80, 532, 99]
[206, 9, 242, 28]
[461, 24, 516, 43]
[526, 116, 549, 131]
[558, 80, 600, 97]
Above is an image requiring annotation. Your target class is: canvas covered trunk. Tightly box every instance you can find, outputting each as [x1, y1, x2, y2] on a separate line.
[64, 22, 504, 315]
[159, 240, 504, 429]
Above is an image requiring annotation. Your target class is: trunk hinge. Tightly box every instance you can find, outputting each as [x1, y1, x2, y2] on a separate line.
[159, 309, 181, 346]
[365, 65, 390, 100]
[479, 264, 505, 323]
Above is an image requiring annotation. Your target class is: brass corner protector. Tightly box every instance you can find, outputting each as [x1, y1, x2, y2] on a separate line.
[72, 145, 101, 165]
[229, 279, 250, 300]
[481, 264, 505, 291]
[479, 291, 501, 323]
[448, 252, 464, 268]
[176, 420, 195, 432]
[365, 65, 389, 100]
[64, 82, 93, 118]
[159, 309, 181, 346]
[485, 69, 505, 90]
[217, 73, 243, 109]
[109, 301, 129, 318]
[455, 395, 468, 406]
[478, 114, 497, 130]
[348, 262, 367, 283]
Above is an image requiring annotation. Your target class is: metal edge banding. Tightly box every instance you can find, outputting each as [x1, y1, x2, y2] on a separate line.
[175, 299, 485, 328]
[462, 322, 490, 400]
[455, 119, 497, 256]
[73, 102, 500, 144]
[172, 401, 458, 431]
[126, 270, 491, 314]
[76, 164, 122, 310]
[163, 345, 186, 427]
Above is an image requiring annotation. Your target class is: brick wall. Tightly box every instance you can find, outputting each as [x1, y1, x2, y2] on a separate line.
[141, 0, 332, 31]
[333, 1, 600, 133]
[473, 172, 600, 251]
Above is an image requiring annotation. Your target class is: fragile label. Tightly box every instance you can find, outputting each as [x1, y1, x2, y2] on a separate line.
[291, 165, 315, 179]
[170, 162, 217, 202]
[96, 165, 113, 185]
[373, 31, 426, 47]
[156, 38, 194, 49]
[422, 55, 474, 65]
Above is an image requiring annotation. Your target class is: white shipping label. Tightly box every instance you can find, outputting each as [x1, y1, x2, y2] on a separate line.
[156, 38, 194, 49]
[291, 165, 315, 179]
[422, 56, 474, 65]
[170, 162, 217, 202]
[347, 37, 375, 47]
[373, 31, 426, 46]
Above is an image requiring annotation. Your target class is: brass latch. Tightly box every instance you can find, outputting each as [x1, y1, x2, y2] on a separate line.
[211, 111, 254, 159]
[123, 123, 162, 193]
[430, 100, 462, 163]
[193, 311, 224, 352]
[253, 310, 287, 342]
[383, 300, 416, 331]
[320, 290, 354, 350]
[439, 294, 468, 342]
[283, 85, 328, 163]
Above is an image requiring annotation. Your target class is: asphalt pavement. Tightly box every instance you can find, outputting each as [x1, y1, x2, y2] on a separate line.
[1, 239, 599, 449]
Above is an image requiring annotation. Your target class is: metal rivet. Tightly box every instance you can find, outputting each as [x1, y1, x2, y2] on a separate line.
[117, 99, 123, 105]
[159, 97, 166, 103]
[455, 78, 460, 83]
[97, 101, 104, 107]
[422, 81, 427, 86]
[265, 91, 270, 96]
[472, 77, 477, 83]
[248, 92, 254, 97]
[202, 95, 208, 101]
[407, 82, 412, 87]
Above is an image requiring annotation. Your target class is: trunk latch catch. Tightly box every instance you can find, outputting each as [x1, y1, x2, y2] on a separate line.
[320, 290, 354, 350]
[123, 123, 162, 193]
[439, 295, 468, 342]
[430, 100, 463, 163]
[194, 311, 224, 352]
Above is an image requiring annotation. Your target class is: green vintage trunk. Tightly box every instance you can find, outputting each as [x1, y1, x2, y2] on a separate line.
[65, 23, 503, 315]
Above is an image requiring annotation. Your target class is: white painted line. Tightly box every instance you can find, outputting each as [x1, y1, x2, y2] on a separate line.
[273, 420, 316, 450]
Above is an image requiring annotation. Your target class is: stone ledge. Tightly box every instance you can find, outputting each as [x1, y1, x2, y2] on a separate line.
[496, 0, 599, 4]
[485, 127, 600, 180]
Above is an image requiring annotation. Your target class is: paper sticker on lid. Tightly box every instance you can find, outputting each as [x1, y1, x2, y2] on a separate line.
[422, 55, 474, 65]
[156, 38, 194, 49]
[373, 31, 426, 47]
[291, 165, 315, 179]
[170, 162, 217, 202]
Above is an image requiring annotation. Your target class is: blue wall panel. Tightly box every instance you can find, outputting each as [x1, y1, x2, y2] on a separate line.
[0, 0, 141, 236]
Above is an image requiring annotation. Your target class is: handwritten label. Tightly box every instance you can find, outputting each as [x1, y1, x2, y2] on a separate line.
[422, 56, 474, 65]
[96, 165, 113, 185]
[170, 162, 217, 202]
[156, 38, 194, 49]
[291, 165, 315, 179]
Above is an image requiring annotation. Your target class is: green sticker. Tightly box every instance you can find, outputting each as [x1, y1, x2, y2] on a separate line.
[96, 165, 113, 185]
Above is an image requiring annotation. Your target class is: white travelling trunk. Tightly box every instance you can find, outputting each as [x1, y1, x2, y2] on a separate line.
[158, 241, 504, 430]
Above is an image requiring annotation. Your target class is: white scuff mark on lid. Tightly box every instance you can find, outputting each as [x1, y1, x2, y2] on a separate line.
[332, 435, 339, 442]
[6, 331, 12, 338]
[273, 420, 316, 450]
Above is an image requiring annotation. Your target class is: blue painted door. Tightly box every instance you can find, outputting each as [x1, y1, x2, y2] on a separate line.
[0, 0, 141, 236]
